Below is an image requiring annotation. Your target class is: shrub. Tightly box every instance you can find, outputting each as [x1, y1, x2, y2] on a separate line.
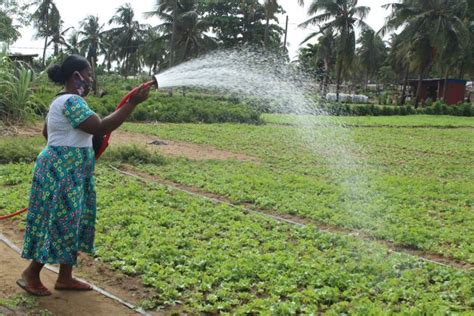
[319, 102, 473, 116]
[0, 138, 42, 163]
[0, 56, 38, 124]
[101, 145, 166, 165]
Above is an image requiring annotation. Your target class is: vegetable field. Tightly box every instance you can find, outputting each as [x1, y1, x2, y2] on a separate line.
[1, 115, 473, 314]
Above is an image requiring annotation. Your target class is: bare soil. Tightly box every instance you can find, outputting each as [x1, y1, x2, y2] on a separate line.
[3, 124, 258, 162]
[111, 130, 258, 162]
[0, 223, 139, 315]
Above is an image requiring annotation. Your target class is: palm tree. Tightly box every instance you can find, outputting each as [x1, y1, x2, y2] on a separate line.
[29, 0, 60, 65]
[263, 0, 305, 49]
[0, 7, 20, 44]
[107, 4, 146, 77]
[387, 32, 413, 105]
[140, 27, 167, 75]
[64, 31, 80, 55]
[173, 9, 217, 62]
[382, 0, 468, 106]
[48, 23, 73, 56]
[146, 0, 180, 68]
[79, 15, 106, 93]
[455, 1, 474, 79]
[263, 0, 278, 49]
[300, 0, 370, 101]
[357, 29, 386, 91]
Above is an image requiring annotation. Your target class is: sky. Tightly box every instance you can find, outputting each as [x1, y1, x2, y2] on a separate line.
[9, 0, 391, 61]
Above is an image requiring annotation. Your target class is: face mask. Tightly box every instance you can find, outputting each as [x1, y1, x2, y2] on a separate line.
[73, 71, 91, 97]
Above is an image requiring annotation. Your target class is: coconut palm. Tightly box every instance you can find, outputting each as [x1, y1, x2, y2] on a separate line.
[300, 0, 370, 101]
[107, 4, 147, 76]
[146, 0, 180, 68]
[263, 0, 305, 49]
[64, 31, 80, 55]
[382, 0, 468, 106]
[357, 29, 386, 91]
[140, 27, 167, 75]
[387, 32, 414, 105]
[29, 0, 60, 65]
[0, 8, 20, 44]
[173, 10, 217, 62]
[78, 15, 107, 92]
[78, 16, 105, 70]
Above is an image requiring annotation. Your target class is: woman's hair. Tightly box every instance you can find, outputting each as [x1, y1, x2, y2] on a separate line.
[47, 55, 90, 84]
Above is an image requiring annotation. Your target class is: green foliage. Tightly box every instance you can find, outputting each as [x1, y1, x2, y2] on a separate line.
[26, 75, 264, 124]
[0, 137, 43, 163]
[0, 56, 41, 124]
[101, 145, 166, 165]
[131, 93, 263, 124]
[124, 118, 474, 263]
[319, 101, 473, 117]
[262, 114, 474, 127]
[0, 294, 38, 309]
[1, 116, 473, 312]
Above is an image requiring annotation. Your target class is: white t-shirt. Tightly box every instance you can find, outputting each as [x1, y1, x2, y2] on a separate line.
[46, 94, 95, 148]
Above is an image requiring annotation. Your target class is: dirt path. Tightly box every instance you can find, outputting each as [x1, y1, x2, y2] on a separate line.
[0, 240, 139, 316]
[4, 124, 257, 162]
[111, 130, 257, 162]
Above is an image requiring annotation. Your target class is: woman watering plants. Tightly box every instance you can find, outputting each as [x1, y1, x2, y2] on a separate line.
[17, 54, 151, 296]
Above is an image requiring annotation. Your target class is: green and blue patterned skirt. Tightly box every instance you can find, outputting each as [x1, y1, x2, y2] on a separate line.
[22, 146, 96, 265]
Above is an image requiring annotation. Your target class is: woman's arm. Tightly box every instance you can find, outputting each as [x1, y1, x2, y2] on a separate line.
[78, 86, 150, 135]
[42, 122, 48, 140]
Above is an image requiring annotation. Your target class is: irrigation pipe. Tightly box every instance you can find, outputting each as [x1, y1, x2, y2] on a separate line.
[0, 232, 150, 316]
[109, 165, 472, 271]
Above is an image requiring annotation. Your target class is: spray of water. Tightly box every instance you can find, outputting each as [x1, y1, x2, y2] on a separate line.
[157, 48, 379, 229]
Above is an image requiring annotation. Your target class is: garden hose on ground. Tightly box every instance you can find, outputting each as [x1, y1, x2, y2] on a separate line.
[0, 77, 158, 221]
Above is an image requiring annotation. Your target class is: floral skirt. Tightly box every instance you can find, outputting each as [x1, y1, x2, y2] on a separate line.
[21, 146, 96, 265]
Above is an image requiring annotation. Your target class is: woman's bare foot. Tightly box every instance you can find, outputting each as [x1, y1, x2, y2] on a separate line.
[54, 278, 92, 291]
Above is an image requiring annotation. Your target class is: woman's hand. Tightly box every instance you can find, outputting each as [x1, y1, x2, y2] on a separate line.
[129, 84, 151, 106]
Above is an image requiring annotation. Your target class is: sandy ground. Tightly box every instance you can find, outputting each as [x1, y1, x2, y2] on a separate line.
[4, 124, 257, 162]
[0, 241, 138, 315]
[111, 129, 257, 162]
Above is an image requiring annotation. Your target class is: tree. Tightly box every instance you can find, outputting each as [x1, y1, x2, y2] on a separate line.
[357, 29, 387, 91]
[197, 0, 284, 49]
[64, 31, 80, 55]
[140, 27, 167, 75]
[29, 0, 61, 65]
[148, 0, 217, 67]
[107, 4, 147, 76]
[263, 0, 278, 49]
[0, 0, 29, 48]
[453, 0, 474, 80]
[382, 0, 468, 106]
[299, 27, 335, 98]
[146, 0, 180, 68]
[0, 8, 20, 44]
[387, 32, 414, 105]
[174, 9, 217, 62]
[264, 0, 305, 50]
[300, 0, 370, 101]
[79, 15, 106, 92]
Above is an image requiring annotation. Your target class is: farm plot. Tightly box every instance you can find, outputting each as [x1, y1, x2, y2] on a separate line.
[0, 163, 473, 313]
[122, 118, 474, 263]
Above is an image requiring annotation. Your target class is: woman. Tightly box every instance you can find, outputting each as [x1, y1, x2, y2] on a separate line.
[17, 54, 150, 296]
